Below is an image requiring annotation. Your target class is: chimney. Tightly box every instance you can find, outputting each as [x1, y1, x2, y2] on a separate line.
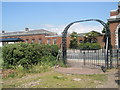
[25, 28, 29, 31]
[118, 1, 120, 7]
[2, 30, 5, 33]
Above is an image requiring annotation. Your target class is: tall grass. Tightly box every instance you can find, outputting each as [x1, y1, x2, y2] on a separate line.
[0, 57, 3, 69]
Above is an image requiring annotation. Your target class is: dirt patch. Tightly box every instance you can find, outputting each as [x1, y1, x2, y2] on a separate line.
[55, 60, 119, 88]
[54, 67, 104, 75]
[2, 69, 16, 78]
[97, 69, 118, 88]
[55, 60, 104, 75]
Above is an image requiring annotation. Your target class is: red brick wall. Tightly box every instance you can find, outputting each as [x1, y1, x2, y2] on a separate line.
[78, 36, 104, 48]
[109, 5, 120, 48]
[45, 36, 70, 48]
[110, 11, 118, 16]
[109, 22, 120, 47]
[1, 34, 105, 48]
[96, 36, 104, 48]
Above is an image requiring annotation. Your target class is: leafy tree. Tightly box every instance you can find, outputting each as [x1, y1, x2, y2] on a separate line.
[83, 31, 101, 43]
[69, 32, 78, 49]
[79, 43, 101, 50]
[102, 22, 109, 33]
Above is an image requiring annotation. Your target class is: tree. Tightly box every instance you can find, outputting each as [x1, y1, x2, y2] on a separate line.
[102, 22, 109, 33]
[83, 31, 101, 43]
[69, 32, 78, 49]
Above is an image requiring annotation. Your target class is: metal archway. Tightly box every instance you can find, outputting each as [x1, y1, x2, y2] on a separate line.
[62, 19, 112, 69]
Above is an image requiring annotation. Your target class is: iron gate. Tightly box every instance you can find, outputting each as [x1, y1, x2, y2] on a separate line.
[62, 19, 113, 69]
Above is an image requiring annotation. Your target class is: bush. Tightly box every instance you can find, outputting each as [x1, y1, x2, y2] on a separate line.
[79, 43, 101, 50]
[2, 43, 59, 69]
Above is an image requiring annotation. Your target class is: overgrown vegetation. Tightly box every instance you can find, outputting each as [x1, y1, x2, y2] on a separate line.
[79, 43, 101, 50]
[69, 31, 102, 50]
[2, 43, 59, 70]
[0, 47, 3, 69]
[84, 31, 102, 43]
[102, 22, 109, 33]
[69, 32, 78, 49]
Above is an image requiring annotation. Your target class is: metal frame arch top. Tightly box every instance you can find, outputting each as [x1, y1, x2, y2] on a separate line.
[62, 19, 112, 68]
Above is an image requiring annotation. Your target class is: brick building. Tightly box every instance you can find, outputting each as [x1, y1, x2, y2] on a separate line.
[108, 2, 120, 48]
[0, 27, 104, 48]
[0, 28, 70, 48]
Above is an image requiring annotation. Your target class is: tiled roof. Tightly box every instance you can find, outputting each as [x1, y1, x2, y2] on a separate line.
[108, 14, 120, 22]
[0, 29, 57, 37]
[77, 33, 86, 37]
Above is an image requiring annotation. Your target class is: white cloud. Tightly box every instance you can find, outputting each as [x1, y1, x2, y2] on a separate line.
[42, 23, 103, 35]
[69, 23, 103, 33]
[42, 24, 65, 35]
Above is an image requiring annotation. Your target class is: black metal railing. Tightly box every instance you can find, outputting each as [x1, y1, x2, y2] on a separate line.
[66, 47, 119, 68]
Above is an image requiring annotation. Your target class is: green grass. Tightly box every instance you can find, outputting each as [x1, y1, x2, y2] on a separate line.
[3, 71, 107, 88]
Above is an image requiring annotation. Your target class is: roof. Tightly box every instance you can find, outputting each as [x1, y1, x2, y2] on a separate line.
[77, 33, 86, 37]
[110, 9, 118, 12]
[45, 35, 62, 38]
[0, 38, 24, 42]
[108, 14, 120, 22]
[0, 29, 57, 37]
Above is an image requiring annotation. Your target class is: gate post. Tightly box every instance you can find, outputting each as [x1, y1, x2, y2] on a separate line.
[62, 31, 67, 64]
[83, 51, 86, 65]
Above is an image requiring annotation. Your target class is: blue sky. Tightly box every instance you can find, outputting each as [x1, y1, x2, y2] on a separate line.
[2, 2, 118, 34]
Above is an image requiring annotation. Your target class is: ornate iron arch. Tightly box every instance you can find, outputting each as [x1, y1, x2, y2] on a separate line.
[62, 19, 112, 68]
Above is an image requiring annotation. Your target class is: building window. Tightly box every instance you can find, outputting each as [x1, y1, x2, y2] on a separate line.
[31, 39, 35, 43]
[47, 39, 51, 44]
[53, 39, 57, 44]
[79, 40, 83, 43]
[25, 39, 29, 43]
[38, 39, 42, 44]
[91, 39, 97, 43]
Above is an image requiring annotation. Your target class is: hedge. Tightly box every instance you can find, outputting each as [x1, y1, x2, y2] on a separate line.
[2, 43, 59, 69]
[79, 43, 101, 50]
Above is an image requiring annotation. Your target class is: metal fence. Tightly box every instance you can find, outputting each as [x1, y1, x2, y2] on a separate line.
[66, 48, 119, 68]
[111, 48, 120, 68]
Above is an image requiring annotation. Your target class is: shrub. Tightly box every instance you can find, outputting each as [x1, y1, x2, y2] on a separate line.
[79, 43, 101, 50]
[2, 43, 59, 69]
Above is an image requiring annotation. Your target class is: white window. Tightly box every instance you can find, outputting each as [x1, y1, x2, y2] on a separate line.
[31, 39, 35, 43]
[26, 39, 29, 43]
[53, 39, 57, 44]
[47, 39, 51, 44]
[0, 42, 2, 47]
[8, 42, 15, 44]
[38, 39, 42, 44]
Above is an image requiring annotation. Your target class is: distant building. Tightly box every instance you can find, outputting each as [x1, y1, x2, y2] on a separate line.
[0, 28, 58, 45]
[0, 28, 104, 48]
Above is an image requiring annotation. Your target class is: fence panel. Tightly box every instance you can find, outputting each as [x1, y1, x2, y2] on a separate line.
[111, 47, 120, 68]
[67, 48, 106, 68]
